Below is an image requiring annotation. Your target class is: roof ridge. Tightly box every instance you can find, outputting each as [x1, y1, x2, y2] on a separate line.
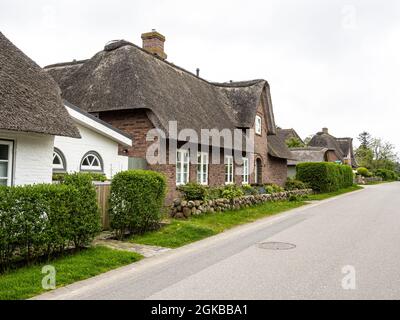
[44, 39, 267, 88]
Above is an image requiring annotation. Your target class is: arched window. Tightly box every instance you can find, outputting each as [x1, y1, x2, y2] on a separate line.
[53, 148, 66, 172]
[80, 151, 103, 172]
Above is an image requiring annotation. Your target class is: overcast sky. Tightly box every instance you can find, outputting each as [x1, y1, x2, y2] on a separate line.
[1, 0, 399, 152]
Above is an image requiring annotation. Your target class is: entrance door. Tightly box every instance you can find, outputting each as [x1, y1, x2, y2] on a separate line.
[255, 158, 262, 184]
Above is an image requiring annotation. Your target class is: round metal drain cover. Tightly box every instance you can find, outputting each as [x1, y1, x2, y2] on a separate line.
[258, 242, 296, 250]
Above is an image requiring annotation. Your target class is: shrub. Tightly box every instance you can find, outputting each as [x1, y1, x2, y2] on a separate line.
[178, 183, 207, 201]
[109, 170, 166, 238]
[205, 186, 224, 200]
[242, 184, 259, 195]
[63, 173, 102, 248]
[285, 178, 309, 191]
[221, 185, 244, 200]
[296, 162, 354, 192]
[374, 169, 398, 181]
[53, 172, 107, 182]
[264, 183, 284, 194]
[0, 178, 100, 269]
[357, 167, 371, 177]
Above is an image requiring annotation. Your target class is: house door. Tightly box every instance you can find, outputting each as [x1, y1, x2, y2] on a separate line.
[255, 158, 262, 184]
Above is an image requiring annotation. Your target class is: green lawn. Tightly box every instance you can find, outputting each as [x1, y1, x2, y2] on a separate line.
[304, 185, 363, 201]
[0, 246, 142, 300]
[130, 200, 307, 248]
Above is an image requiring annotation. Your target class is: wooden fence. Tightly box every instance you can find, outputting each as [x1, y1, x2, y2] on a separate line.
[94, 182, 111, 230]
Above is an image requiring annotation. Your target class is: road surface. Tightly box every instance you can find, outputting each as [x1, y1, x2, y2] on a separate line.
[35, 182, 400, 300]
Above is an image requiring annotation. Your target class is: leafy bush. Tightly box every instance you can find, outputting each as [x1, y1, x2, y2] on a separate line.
[178, 183, 207, 201]
[221, 185, 245, 200]
[205, 187, 224, 201]
[374, 169, 398, 181]
[63, 173, 102, 248]
[0, 177, 100, 269]
[285, 178, 309, 191]
[242, 184, 259, 195]
[356, 167, 372, 177]
[53, 172, 107, 182]
[264, 183, 284, 194]
[296, 162, 354, 192]
[109, 170, 167, 239]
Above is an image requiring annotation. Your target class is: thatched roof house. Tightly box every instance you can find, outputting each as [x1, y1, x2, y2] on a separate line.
[308, 128, 357, 167]
[277, 128, 304, 144]
[0, 32, 81, 187]
[0, 32, 79, 138]
[45, 31, 292, 200]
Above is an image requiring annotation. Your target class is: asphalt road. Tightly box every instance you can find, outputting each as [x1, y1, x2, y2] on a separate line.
[35, 182, 400, 300]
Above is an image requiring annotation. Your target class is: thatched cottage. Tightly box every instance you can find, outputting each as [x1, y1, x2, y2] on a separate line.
[0, 32, 79, 186]
[45, 30, 292, 202]
[0, 32, 133, 185]
[308, 128, 357, 168]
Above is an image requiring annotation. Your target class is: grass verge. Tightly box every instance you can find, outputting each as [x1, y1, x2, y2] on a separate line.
[130, 200, 307, 248]
[304, 185, 363, 201]
[0, 246, 142, 300]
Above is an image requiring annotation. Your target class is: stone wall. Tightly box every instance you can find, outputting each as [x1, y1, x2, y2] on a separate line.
[170, 189, 313, 218]
[355, 175, 383, 185]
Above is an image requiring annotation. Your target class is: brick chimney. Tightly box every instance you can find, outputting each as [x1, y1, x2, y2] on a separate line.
[141, 29, 167, 60]
[322, 127, 329, 134]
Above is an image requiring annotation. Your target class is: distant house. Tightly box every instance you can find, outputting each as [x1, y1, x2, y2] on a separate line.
[287, 147, 341, 177]
[308, 128, 357, 168]
[45, 30, 292, 202]
[0, 32, 80, 186]
[54, 101, 132, 179]
[277, 128, 304, 145]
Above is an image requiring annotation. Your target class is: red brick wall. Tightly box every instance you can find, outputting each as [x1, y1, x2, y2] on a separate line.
[97, 103, 288, 203]
[99, 109, 155, 158]
[265, 155, 288, 186]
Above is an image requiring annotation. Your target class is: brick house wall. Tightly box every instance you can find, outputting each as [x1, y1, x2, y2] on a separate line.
[97, 98, 288, 203]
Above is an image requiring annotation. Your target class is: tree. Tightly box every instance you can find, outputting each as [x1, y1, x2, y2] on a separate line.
[286, 137, 304, 148]
[355, 131, 398, 171]
[357, 131, 372, 148]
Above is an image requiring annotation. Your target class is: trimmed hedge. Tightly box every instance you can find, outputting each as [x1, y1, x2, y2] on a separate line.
[296, 162, 354, 192]
[109, 170, 167, 238]
[374, 169, 398, 181]
[0, 175, 101, 268]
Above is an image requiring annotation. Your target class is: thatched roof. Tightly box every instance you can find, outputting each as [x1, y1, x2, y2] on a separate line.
[267, 134, 294, 160]
[0, 32, 80, 138]
[288, 147, 333, 165]
[277, 128, 303, 144]
[308, 131, 344, 158]
[45, 40, 277, 134]
[307, 129, 358, 167]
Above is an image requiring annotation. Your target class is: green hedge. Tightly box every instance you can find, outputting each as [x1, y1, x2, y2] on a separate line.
[0, 174, 101, 269]
[374, 169, 398, 181]
[109, 170, 167, 238]
[296, 162, 354, 192]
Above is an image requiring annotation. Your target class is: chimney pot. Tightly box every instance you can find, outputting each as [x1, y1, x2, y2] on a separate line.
[196, 68, 200, 77]
[322, 127, 328, 134]
[141, 30, 167, 60]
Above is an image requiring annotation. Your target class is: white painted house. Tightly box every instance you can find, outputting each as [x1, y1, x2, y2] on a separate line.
[0, 32, 80, 186]
[54, 101, 132, 179]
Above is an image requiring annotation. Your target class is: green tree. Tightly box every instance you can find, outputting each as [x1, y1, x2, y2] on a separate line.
[286, 137, 305, 148]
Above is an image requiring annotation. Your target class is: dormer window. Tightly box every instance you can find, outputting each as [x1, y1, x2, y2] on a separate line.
[255, 115, 262, 135]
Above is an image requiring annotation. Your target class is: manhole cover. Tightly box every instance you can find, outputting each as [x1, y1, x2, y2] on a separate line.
[257, 242, 296, 250]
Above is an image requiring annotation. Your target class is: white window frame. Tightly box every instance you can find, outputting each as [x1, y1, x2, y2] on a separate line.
[176, 149, 190, 186]
[53, 148, 66, 172]
[225, 155, 234, 185]
[197, 152, 208, 185]
[0, 140, 13, 186]
[80, 152, 103, 172]
[242, 157, 249, 184]
[255, 115, 262, 135]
